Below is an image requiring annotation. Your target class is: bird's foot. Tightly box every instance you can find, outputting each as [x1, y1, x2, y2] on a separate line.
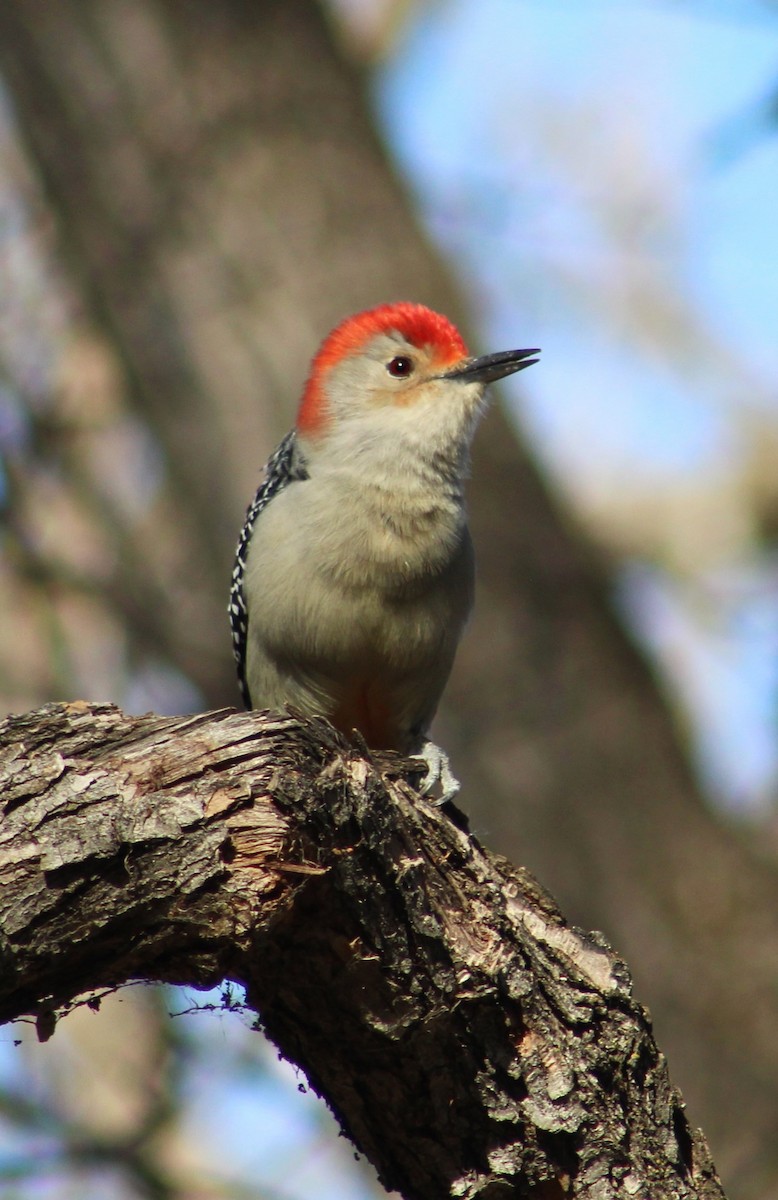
[416, 739, 460, 805]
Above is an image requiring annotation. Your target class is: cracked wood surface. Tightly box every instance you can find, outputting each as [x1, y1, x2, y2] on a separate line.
[0, 702, 725, 1199]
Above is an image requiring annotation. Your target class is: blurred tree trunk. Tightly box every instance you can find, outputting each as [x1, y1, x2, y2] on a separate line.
[0, 1, 776, 1194]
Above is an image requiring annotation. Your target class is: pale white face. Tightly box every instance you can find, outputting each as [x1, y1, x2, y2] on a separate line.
[303, 321, 538, 475]
[322, 330, 483, 422]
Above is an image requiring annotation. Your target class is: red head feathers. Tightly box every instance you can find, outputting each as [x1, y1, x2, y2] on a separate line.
[297, 303, 468, 436]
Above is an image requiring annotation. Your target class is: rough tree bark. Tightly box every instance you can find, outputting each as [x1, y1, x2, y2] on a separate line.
[0, 702, 725, 1200]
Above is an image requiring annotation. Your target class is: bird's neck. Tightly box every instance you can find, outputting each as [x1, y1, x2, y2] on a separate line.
[302, 418, 473, 505]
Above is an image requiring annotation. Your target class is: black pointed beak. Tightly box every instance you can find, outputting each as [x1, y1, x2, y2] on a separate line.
[442, 347, 540, 385]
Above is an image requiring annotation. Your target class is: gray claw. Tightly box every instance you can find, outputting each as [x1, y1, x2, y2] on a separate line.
[417, 739, 460, 805]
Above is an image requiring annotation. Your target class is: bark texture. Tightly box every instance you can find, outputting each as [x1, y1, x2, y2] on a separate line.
[1, 702, 725, 1200]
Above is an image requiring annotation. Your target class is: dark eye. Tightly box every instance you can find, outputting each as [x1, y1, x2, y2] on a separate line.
[387, 355, 414, 378]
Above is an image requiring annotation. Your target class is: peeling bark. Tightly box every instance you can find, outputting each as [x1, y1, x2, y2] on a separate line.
[0, 703, 725, 1199]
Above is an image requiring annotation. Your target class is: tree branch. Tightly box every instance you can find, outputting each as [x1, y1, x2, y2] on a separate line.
[0, 703, 725, 1199]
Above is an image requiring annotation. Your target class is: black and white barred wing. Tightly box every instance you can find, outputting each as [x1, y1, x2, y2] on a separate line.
[229, 430, 308, 708]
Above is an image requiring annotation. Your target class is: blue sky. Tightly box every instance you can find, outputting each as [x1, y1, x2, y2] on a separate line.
[381, 0, 778, 454]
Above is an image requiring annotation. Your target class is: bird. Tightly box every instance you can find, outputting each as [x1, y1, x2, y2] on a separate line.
[229, 302, 539, 802]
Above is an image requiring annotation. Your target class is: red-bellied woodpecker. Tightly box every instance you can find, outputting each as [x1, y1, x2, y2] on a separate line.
[229, 302, 539, 802]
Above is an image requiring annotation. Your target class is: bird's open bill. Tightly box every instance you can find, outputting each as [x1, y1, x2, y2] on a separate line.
[442, 347, 540, 384]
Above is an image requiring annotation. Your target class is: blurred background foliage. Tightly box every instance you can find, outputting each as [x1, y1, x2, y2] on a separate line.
[1, 1, 777, 1197]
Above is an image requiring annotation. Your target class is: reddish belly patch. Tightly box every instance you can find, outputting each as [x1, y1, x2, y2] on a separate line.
[331, 681, 400, 750]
